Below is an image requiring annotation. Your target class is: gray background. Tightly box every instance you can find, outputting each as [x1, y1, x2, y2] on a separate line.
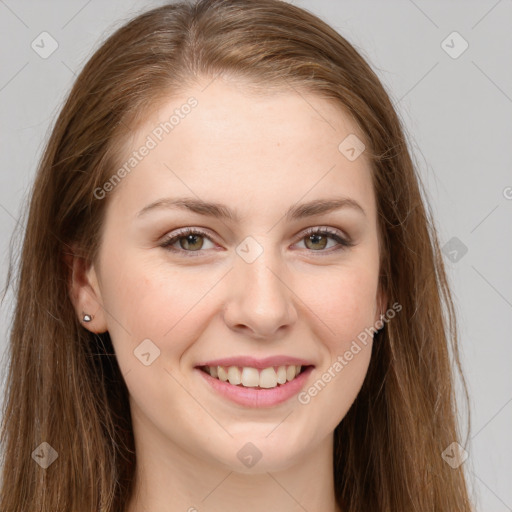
[0, 1, 511, 510]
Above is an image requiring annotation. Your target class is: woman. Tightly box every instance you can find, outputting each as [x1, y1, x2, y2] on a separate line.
[0, 0, 473, 510]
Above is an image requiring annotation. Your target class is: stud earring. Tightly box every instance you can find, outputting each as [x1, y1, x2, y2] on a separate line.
[82, 313, 93, 323]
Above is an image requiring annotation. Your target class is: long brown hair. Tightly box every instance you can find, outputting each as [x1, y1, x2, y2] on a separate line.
[1, 0, 473, 510]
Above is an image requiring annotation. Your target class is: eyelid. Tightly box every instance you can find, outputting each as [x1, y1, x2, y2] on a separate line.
[159, 227, 217, 256]
[300, 226, 352, 244]
[159, 225, 354, 256]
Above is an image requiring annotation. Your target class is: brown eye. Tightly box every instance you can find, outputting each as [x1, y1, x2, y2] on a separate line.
[178, 233, 204, 251]
[304, 232, 329, 250]
[296, 227, 354, 254]
[160, 228, 215, 255]
[160, 226, 353, 258]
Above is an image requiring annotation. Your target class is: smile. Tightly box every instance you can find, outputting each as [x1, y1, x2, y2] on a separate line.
[195, 363, 315, 408]
[200, 364, 306, 389]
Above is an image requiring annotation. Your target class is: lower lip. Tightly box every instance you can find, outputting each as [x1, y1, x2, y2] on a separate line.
[195, 366, 314, 408]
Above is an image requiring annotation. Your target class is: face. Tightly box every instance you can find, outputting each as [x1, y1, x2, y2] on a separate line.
[78, 77, 385, 474]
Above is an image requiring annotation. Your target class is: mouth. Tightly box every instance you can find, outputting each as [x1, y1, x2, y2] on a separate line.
[197, 364, 313, 390]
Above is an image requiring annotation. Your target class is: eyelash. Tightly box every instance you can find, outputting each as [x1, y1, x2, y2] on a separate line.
[159, 226, 354, 257]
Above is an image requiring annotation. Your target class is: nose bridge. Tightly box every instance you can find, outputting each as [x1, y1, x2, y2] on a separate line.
[224, 235, 297, 336]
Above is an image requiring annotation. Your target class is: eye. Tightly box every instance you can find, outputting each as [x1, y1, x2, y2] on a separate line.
[160, 227, 215, 256]
[294, 226, 354, 255]
[159, 226, 354, 257]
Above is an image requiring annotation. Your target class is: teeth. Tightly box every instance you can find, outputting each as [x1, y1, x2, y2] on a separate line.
[241, 367, 259, 387]
[217, 366, 228, 382]
[259, 367, 277, 388]
[205, 364, 304, 389]
[276, 366, 287, 384]
[227, 366, 241, 385]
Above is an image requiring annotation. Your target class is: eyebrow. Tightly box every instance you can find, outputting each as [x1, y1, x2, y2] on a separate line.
[136, 196, 366, 221]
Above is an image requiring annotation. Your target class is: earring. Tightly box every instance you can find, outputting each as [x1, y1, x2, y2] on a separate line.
[82, 313, 93, 323]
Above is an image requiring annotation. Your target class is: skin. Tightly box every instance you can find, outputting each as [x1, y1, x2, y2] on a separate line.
[69, 76, 386, 512]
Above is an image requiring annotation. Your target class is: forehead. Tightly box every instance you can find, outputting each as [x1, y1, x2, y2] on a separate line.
[108, 78, 376, 223]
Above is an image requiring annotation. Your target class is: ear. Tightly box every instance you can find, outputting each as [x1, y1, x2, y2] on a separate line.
[63, 244, 109, 334]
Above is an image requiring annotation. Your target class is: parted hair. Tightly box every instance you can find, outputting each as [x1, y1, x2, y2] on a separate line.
[1, 1, 473, 510]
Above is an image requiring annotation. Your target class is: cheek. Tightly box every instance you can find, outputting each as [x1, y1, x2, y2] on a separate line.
[295, 268, 377, 431]
[101, 256, 224, 365]
[295, 262, 379, 348]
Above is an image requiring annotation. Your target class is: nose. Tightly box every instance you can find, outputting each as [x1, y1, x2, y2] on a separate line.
[222, 246, 298, 339]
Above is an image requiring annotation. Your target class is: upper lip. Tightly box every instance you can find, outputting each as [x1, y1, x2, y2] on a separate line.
[196, 355, 315, 369]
